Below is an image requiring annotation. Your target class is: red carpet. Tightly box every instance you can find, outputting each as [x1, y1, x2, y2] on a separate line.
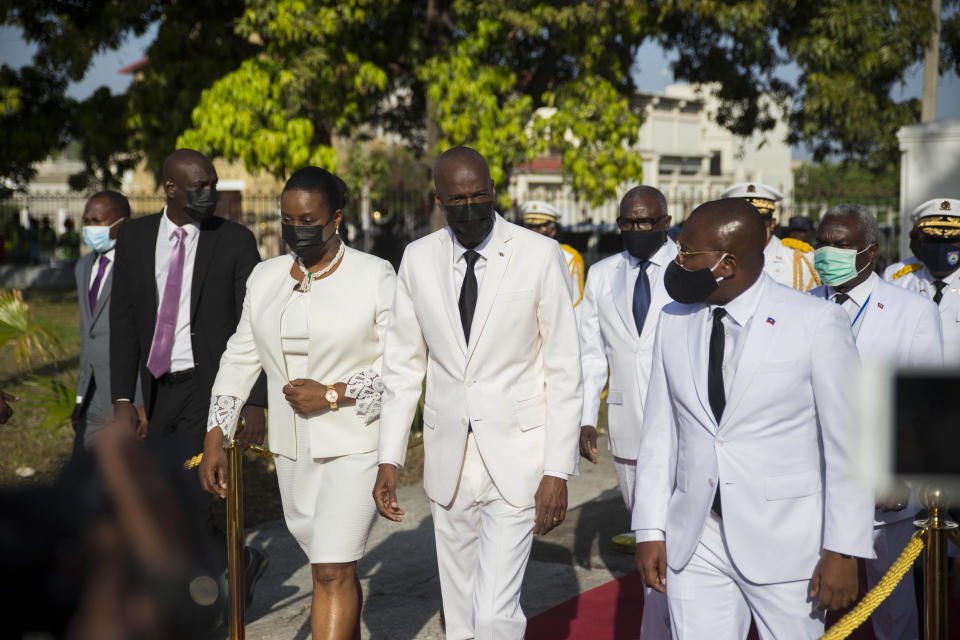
[527, 562, 960, 639]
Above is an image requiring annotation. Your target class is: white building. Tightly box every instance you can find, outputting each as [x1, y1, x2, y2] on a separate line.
[509, 83, 794, 225]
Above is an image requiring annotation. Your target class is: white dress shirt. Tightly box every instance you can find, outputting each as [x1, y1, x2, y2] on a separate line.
[155, 208, 200, 372]
[707, 275, 765, 400]
[820, 271, 878, 338]
[451, 227, 568, 481]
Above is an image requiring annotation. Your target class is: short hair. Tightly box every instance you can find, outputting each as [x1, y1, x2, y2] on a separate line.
[822, 203, 879, 246]
[89, 191, 131, 218]
[282, 167, 348, 211]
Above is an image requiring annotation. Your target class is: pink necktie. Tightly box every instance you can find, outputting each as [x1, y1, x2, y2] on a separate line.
[147, 227, 186, 378]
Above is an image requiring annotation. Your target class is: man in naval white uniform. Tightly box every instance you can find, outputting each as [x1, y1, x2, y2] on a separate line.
[811, 204, 942, 640]
[374, 147, 582, 640]
[578, 185, 674, 640]
[633, 198, 875, 639]
[520, 200, 585, 309]
[721, 182, 820, 292]
[884, 198, 960, 364]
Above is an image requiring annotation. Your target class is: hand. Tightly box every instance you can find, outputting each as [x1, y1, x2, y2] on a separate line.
[71, 403, 83, 431]
[533, 475, 567, 536]
[809, 550, 859, 610]
[135, 405, 148, 439]
[236, 405, 266, 444]
[198, 428, 229, 499]
[113, 400, 139, 434]
[876, 481, 911, 512]
[0, 390, 19, 424]
[635, 540, 667, 593]
[373, 464, 405, 522]
[283, 379, 329, 415]
[579, 425, 599, 464]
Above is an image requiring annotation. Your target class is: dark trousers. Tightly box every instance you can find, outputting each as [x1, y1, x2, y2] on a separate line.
[146, 373, 227, 576]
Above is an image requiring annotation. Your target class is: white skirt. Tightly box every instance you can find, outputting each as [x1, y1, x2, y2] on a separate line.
[274, 415, 378, 564]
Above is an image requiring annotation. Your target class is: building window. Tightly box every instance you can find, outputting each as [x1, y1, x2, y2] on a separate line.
[709, 150, 722, 176]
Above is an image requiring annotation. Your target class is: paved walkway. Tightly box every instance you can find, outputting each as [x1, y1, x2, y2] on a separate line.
[240, 436, 636, 639]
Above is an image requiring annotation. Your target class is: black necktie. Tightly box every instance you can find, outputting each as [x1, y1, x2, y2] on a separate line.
[708, 307, 727, 518]
[933, 280, 947, 305]
[708, 308, 727, 424]
[458, 250, 481, 343]
[833, 293, 850, 305]
[632, 261, 651, 336]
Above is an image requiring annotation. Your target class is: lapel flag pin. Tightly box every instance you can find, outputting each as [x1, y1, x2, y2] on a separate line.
[877, 302, 884, 309]
[766, 317, 776, 325]
[498, 251, 504, 257]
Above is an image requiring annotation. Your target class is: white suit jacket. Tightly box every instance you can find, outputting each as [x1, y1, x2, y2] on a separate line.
[811, 273, 943, 525]
[632, 274, 875, 584]
[579, 240, 678, 459]
[379, 214, 583, 508]
[211, 248, 396, 460]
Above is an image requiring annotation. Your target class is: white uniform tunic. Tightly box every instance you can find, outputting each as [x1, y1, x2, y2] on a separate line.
[883, 256, 960, 363]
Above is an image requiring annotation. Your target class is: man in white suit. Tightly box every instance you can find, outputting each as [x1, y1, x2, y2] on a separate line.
[811, 204, 942, 640]
[633, 199, 875, 639]
[579, 185, 674, 638]
[374, 146, 582, 639]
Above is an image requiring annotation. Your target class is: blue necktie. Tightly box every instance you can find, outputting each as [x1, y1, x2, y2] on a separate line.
[632, 261, 651, 337]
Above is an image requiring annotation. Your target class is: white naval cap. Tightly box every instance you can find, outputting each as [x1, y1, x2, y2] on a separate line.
[911, 198, 960, 224]
[720, 182, 783, 216]
[520, 200, 561, 225]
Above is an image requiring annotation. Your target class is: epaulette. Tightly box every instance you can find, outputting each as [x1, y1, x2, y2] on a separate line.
[781, 237, 813, 253]
[892, 263, 923, 280]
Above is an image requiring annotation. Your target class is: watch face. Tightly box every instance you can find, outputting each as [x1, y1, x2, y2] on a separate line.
[325, 388, 339, 403]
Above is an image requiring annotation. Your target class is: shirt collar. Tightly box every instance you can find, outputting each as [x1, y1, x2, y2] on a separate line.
[710, 273, 765, 328]
[827, 271, 878, 306]
[160, 206, 199, 240]
[625, 236, 674, 268]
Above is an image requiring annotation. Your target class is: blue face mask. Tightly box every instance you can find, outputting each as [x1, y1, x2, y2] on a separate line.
[814, 245, 871, 286]
[82, 219, 121, 253]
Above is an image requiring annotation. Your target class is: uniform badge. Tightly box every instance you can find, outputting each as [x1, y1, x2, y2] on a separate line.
[766, 317, 776, 325]
[948, 250, 959, 266]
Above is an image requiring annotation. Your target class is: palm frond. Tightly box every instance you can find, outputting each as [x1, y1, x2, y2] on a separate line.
[0, 289, 63, 369]
[22, 376, 75, 435]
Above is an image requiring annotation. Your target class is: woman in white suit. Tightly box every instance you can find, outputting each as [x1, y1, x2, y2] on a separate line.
[199, 167, 396, 640]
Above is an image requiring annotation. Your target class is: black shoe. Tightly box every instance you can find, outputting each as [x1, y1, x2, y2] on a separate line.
[244, 547, 269, 607]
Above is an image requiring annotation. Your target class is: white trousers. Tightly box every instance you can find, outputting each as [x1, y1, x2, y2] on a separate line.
[430, 433, 534, 640]
[615, 456, 672, 640]
[667, 513, 825, 640]
[867, 519, 919, 640]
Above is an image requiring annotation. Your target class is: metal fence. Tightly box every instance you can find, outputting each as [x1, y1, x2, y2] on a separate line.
[0, 190, 903, 267]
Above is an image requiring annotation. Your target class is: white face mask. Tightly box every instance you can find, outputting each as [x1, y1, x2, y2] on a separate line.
[82, 219, 122, 253]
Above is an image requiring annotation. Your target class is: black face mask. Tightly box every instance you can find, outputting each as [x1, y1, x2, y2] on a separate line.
[622, 230, 667, 261]
[910, 235, 960, 274]
[442, 201, 495, 249]
[183, 188, 218, 223]
[663, 254, 727, 304]
[282, 218, 335, 263]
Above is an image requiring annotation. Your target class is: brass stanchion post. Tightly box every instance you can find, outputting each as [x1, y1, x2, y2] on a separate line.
[919, 487, 957, 640]
[226, 443, 246, 640]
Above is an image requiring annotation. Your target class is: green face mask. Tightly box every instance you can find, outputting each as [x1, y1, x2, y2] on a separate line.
[814, 245, 871, 286]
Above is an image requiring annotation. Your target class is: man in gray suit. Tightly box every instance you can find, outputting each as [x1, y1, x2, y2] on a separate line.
[73, 191, 144, 454]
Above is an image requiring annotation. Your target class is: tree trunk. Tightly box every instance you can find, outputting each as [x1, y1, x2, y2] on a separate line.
[921, 0, 941, 123]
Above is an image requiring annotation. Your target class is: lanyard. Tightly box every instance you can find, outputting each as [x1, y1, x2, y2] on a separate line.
[825, 290, 871, 327]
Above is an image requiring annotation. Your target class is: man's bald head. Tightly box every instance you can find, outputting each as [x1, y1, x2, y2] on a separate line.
[685, 199, 766, 262]
[620, 185, 667, 218]
[161, 149, 218, 222]
[162, 149, 214, 183]
[433, 146, 494, 206]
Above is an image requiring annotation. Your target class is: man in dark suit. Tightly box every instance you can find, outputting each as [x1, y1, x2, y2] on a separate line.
[110, 148, 268, 602]
[72, 191, 143, 455]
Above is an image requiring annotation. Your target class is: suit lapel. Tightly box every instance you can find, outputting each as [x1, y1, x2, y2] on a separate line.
[685, 305, 715, 431]
[145, 214, 162, 326]
[435, 232, 468, 358]
[612, 256, 639, 341]
[191, 222, 219, 321]
[720, 278, 778, 429]
[855, 284, 883, 349]
[466, 220, 512, 362]
[90, 269, 112, 326]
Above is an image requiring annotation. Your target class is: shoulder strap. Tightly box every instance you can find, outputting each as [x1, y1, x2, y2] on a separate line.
[781, 237, 813, 253]
[892, 262, 923, 280]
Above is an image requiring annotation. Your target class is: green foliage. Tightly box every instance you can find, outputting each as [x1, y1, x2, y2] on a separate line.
[342, 141, 432, 205]
[0, 289, 62, 370]
[794, 161, 899, 201]
[22, 376, 74, 434]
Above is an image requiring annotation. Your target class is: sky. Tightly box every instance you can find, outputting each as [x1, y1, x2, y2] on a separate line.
[2, 22, 959, 152]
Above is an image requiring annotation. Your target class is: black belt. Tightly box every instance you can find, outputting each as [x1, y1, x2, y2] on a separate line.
[157, 367, 197, 384]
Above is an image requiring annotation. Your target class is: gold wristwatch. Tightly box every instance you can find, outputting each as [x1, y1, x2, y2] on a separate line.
[325, 385, 339, 410]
